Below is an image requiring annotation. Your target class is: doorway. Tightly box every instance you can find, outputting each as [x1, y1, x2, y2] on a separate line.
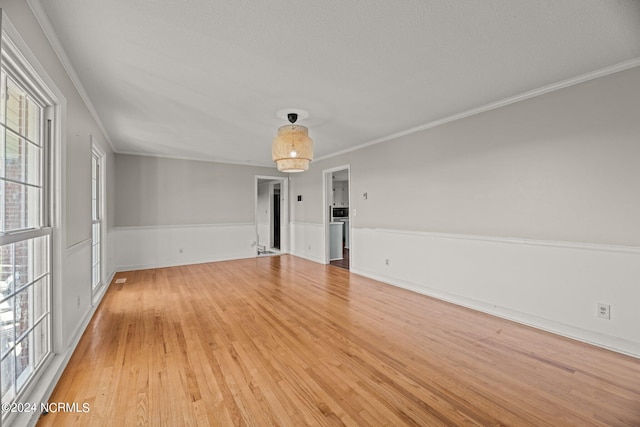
[272, 186, 281, 249]
[256, 176, 288, 256]
[323, 165, 350, 269]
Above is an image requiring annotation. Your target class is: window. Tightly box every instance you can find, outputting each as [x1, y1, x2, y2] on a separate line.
[91, 144, 103, 290]
[0, 51, 52, 412]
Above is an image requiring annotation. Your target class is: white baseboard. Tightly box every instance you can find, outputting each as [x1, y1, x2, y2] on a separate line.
[92, 271, 115, 305]
[290, 222, 326, 264]
[289, 249, 325, 264]
[351, 266, 640, 358]
[116, 253, 257, 272]
[114, 223, 257, 271]
[350, 228, 640, 358]
[18, 275, 113, 427]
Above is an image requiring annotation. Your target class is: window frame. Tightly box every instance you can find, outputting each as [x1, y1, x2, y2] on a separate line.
[0, 15, 65, 423]
[90, 138, 105, 292]
[0, 52, 52, 413]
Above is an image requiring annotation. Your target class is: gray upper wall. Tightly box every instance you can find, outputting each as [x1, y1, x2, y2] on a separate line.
[291, 66, 640, 247]
[114, 154, 283, 226]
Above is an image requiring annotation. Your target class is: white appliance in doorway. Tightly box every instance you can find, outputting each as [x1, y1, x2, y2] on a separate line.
[331, 207, 349, 249]
[329, 222, 343, 260]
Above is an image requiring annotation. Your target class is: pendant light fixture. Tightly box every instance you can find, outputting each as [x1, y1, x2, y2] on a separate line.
[272, 113, 313, 172]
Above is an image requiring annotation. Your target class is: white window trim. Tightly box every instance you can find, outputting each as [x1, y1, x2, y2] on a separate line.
[90, 136, 106, 296]
[1, 12, 66, 427]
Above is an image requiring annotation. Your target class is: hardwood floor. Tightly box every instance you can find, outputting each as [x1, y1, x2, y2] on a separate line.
[38, 255, 640, 426]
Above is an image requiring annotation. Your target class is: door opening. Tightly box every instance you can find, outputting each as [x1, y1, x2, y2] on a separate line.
[272, 186, 281, 250]
[256, 176, 288, 256]
[323, 166, 350, 270]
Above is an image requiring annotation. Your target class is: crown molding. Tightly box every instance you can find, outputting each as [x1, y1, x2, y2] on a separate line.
[19, 1, 640, 166]
[115, 150, 276, 169]
[26, 0, 117, 154]
[315, 57, 640, 163]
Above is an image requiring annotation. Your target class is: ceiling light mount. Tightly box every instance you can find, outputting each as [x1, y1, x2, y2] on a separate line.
[272, 110, 313, 173]
[276, 108, 309, 122]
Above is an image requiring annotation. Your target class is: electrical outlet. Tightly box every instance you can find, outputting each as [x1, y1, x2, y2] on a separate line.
[597, 303, 610, 320]
[385, 258, 390, 266]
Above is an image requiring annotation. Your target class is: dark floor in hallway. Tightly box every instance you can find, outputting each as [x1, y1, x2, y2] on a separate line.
[330, 247, 349, 270]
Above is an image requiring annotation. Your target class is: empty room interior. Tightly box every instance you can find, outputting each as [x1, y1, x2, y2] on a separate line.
[0, 1, 639, 426]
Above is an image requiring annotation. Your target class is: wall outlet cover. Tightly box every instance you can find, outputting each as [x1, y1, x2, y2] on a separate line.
[597, 303, 610, 319]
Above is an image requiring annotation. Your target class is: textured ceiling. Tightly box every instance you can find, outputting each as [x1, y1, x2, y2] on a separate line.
[33, 0, 640, 166]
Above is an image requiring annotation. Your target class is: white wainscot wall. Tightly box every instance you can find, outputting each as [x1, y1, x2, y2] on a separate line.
[351, 228, 640, 357]
[290, 222, 326, 264]
[61, 239, 92, 349]
[257, 222, 270, 249]
[22, 240, 106, 427]
[114, 223, 257, 271]
[106, 227, 117, 281]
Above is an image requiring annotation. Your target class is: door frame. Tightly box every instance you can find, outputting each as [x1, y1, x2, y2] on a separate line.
[255, 175, 289, 254]
[322, 165, 350, 265]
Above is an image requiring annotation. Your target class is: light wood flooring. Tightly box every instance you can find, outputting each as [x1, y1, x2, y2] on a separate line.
[38, 255, 640, 426]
